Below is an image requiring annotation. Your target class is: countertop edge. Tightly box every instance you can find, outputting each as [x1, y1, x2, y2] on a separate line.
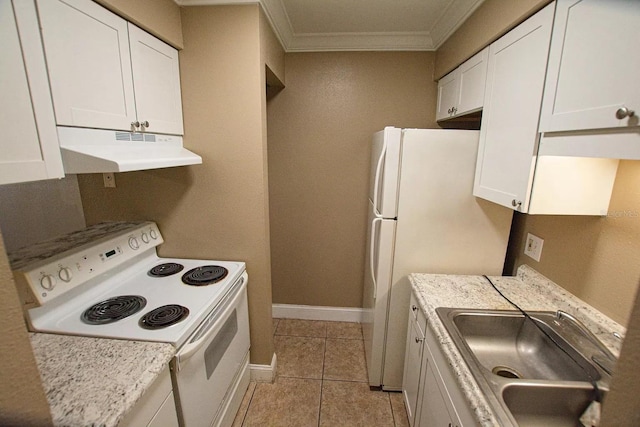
[30, 333, 176, 427]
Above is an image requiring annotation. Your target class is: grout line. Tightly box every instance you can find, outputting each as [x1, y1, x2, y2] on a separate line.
[318, 334, 327, 427]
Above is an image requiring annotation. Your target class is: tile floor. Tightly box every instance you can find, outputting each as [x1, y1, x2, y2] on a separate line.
[232, 318, 410, 427]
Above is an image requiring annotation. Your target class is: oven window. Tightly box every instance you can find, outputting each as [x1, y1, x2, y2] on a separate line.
[204, 309, 238, 379]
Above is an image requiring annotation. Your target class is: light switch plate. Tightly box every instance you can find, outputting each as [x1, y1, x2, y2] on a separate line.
[524, 233, 543, 262]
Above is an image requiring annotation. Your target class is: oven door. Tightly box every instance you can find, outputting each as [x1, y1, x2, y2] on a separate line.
[171, 273, 250, 427]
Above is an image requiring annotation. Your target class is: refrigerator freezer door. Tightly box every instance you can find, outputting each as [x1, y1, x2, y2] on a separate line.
[362, 200, 396, 387]
[369, 127, 401, 218]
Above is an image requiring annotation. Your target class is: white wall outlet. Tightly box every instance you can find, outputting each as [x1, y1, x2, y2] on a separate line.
[524, 233, 543, 262]
[103, 173, 116, 188]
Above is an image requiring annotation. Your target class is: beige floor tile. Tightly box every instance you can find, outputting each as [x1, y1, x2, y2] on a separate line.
[323, 338, 368, 382]
[275, 318, 327, 337]
[272, 318, 279, 335]
[389, 391, 410, 427]
[243, 377, 321, 427]
[231, 381, 256, 427]
[274, 335, 325, 379]
[319, 381, 395, 427]
[326, 321, 362, 339]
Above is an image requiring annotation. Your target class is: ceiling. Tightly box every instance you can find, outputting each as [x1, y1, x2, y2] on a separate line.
[174, 0, 485, 51]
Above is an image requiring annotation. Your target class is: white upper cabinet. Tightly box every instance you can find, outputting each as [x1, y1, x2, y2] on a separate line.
[129, 24, 184, 135]
[0, 0, 64, 185]
[473, 2, 620, 215]
[473, 4, 555, 212]
[436, 48, 488, 121]
[539, 0, 640, 133]
[37, 0, 184, 135]
[436, 71, 460, 121]
[37, 0, 137, 131]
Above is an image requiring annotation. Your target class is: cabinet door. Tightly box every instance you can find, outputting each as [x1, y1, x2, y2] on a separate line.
[129, 24, 184, 135]
[456, 47, 488, 115]
[0, 0, 64, 184]
[402, 314, 424, 426]
[37, 0, 137, 131]
[473, 4, 554, 211]
[418, 363, 456, 427]
[436, 69, 460, 121]
[539, 0, 640, 132]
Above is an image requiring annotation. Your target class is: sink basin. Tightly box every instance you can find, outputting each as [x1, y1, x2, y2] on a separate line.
[450, 311, 599, 382]
[436, 308, 613, 426]
[502, 383, 606, 427]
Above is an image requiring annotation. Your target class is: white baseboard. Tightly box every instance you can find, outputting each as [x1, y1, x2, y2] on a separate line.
[272, 303, 363, 323]
[250, 352, 277, 383]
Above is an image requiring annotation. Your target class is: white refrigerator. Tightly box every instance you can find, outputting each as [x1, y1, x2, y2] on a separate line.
[362, 127, 513, 390]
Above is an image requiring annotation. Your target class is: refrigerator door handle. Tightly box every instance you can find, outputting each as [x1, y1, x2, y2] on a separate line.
[372, 140, 387, 217]
[369, 217, 382, 298]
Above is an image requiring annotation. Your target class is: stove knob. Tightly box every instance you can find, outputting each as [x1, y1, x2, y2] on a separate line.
[149, 229, 158, 240]
[141, 232, 150, 244]
[58, 267, 73, 282]
[40, 274, 57, 291]
[129, 237, 140, 250]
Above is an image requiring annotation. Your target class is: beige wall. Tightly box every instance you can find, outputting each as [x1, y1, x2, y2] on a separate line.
[434, 0, 550, 79]
[260, 8, 285, 84]
[0, 229, 52, 426]
[506, 160, 640, 326]
[267, 52, 437, 307]
[0, 176, 85, 252]
[79, 4, 276, 365]
[601, 282, 640, 426]
[95, 0, 183, 49]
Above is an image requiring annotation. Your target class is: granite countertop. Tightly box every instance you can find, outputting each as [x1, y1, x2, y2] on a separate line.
[30, 333, 175, 427]
[409, 264, 626, 427]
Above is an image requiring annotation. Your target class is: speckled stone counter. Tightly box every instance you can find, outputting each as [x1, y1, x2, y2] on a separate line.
[30, 333, 175, 427]
[409, 264, 625, 427]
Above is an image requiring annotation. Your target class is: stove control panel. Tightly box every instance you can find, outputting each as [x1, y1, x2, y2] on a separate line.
[12, 222, 164, 308]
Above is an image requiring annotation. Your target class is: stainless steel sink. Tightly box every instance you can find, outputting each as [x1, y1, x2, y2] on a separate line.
[502, 383, 606, 427]
[436, 308, 615, 426]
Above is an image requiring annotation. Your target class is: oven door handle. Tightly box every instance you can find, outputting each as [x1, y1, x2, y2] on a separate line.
[175, 274, 247, 370]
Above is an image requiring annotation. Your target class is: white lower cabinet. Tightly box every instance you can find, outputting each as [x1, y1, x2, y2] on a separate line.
[403, 294, 426, 425]
[419, 363, 458, 427]
[119, 366, 178, 427]
[403, 295, 475, 427]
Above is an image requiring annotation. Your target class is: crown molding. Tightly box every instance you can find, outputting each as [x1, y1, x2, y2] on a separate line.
[286, 32, 433, 52]
[430, 0, 485, 49]
[175, 0, 478, 52]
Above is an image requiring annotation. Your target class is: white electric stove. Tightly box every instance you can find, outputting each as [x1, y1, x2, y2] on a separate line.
[9, 221, 251, 427]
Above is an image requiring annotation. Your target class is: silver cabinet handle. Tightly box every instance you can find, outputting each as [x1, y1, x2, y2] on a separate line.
[511, 199, 522, 208]
[616, 107, 635, 120]
[412, 305, 418, 312]
[415, 337, 424, 343]
[141, 120, 150, 128]
[131, 121, 140, 129]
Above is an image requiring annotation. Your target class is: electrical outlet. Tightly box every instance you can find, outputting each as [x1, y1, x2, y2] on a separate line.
[103, 173, 116, 188]
[524, 233, 543, 262]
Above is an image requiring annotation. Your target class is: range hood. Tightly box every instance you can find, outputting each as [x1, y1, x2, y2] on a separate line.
[57, 127, 202, 174]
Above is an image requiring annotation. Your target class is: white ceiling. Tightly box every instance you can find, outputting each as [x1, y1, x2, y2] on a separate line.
[175, 0, 485, 52]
